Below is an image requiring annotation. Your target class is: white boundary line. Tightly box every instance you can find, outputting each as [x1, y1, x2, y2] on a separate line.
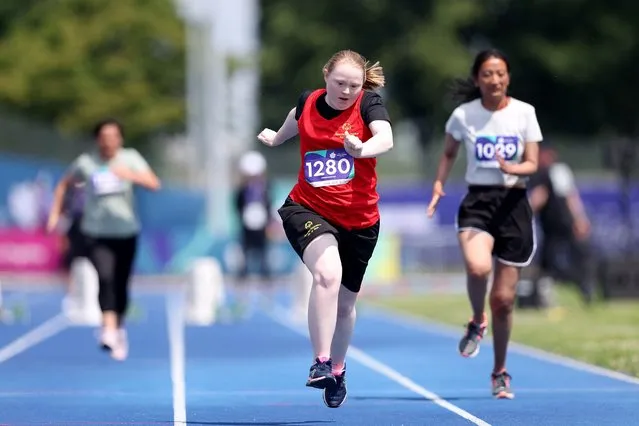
[0, 314, 69, 364]
[270, 307, 491, 426]
[166, 293, 187, 425]
[363, 305, 639, 386]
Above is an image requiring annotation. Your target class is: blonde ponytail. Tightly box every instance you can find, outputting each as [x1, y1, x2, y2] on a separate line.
[363, 61, 385, 90]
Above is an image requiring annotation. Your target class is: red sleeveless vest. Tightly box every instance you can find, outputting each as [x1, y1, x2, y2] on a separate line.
[289, 89, 379, 230]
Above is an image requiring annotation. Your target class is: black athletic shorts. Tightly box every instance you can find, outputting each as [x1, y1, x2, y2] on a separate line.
[456, 185, 535, 266]
[278, 197, 379, 293]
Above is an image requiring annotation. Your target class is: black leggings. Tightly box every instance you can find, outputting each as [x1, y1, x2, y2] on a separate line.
[85, 235, 138, 318]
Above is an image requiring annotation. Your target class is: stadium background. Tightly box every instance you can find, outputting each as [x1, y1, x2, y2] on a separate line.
[0, 0, 637, 294]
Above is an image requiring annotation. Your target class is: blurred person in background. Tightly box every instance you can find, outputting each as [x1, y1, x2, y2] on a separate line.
[34, 171, 54, 232]
[47, 118, 160, 361]
[427, 49, 542, 399]
[258, 49, 393, 408]
[58, 181, 87, 313]
[528, 146, 595, 304]
[234, 150, 273, 283]
[7, 170, 53, 232]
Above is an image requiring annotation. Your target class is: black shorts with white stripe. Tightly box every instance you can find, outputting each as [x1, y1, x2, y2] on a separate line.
[456, 185, 535, 266]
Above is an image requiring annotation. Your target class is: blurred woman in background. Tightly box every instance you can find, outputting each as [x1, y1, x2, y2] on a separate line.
[47, 118, 160, 361]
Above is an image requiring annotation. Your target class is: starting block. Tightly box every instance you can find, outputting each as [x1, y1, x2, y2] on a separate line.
[63, 257, 102, 326]
[185, 257, 226, 326]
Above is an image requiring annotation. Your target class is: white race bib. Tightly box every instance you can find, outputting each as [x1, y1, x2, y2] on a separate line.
[475, 135, 520, 168]
[91, 169, 125, 196]
[304, 148, 355, 188]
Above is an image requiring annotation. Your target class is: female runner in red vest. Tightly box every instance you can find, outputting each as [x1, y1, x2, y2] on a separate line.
[257, 49, 394, 408]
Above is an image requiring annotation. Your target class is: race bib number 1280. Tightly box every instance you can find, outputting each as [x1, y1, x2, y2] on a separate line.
[304, 148, 355, 187]
[475, 136, 520, 168]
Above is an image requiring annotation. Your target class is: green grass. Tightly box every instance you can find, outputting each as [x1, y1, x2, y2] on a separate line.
[369, 286, 639, 377]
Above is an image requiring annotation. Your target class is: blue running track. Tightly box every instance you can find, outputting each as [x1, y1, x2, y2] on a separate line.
[0, 286, 637, 425]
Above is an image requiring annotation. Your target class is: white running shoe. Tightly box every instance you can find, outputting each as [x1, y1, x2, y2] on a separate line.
[110, 329, 128, 361]
[100, 328, 119, 352]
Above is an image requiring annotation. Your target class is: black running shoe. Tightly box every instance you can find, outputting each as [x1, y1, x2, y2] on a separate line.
[306, 358, 336, 389]
[323, 368, 347, 408]
[458, 314, 487, 358]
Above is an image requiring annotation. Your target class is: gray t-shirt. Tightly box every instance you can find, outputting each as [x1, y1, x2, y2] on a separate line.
[68, 148, 150, 238]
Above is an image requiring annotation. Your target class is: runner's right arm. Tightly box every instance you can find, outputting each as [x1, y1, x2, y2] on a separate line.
[273, 107, 299, 146]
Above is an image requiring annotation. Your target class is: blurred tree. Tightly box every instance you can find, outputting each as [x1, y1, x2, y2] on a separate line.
[375, 1, 486, 142]
[0, 0, 39, 38]
[0, 0, 186, 149]
[259, 0, 482, 145]
[472, 0, 639, 139]
[260, 0, 639, 148]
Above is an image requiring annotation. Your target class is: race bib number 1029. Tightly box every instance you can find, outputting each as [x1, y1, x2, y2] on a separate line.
[475, 136, 520, 168]
[304, 148, 355, 187]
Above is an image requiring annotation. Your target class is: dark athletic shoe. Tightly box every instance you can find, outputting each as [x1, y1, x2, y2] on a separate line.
[323, 368, 347, 408]
[306, 358, 336, 390]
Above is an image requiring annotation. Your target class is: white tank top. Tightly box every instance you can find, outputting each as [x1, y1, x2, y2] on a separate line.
[445, 98, 543, 187]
